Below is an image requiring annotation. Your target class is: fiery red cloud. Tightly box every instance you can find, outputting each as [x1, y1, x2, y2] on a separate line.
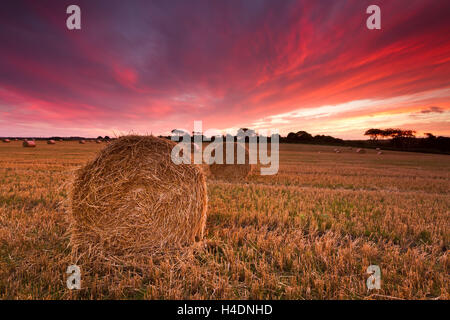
[0, 0, 449, 138]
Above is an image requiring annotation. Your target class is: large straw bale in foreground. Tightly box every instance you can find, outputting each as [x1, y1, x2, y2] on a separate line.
[70, 135, 208, 264]
[208, 142, 254, 180]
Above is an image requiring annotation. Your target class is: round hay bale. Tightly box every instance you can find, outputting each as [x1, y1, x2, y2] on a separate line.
[70, 135, 208, 265]
[356, 148, 366, 154]
[377, 151, 383, 155]
[96, 140, 101, 144]
[2, 139, 10, 143]
[376, 147, 381, 151]
[79, 140, 86, 144]
[208, 142, 254, 181]
[47, 140, 56, 145]
[23, 140, 36, 148]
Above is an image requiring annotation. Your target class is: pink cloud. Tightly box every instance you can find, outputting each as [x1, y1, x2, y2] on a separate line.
[0, 0, 449, 138]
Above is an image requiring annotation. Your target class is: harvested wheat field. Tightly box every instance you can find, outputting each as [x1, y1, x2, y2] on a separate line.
[0, 141, 448, 299]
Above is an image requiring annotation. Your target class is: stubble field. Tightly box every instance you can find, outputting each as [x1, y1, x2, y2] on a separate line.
[0, 141, 448, 299]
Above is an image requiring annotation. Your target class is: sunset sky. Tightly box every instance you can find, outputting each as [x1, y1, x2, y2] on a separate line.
[0, 0, 449, 139]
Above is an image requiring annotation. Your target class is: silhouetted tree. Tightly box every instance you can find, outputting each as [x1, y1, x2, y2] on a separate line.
[364, 128, 384, 140]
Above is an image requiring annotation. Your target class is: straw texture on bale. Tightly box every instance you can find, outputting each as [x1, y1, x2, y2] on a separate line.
[208, 142, 254, 180]
[70, 135, 208, 266]
[23, 140, 36, 148]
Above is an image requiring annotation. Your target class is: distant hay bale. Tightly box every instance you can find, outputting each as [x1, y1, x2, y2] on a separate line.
[59, 139, 64, 142]
[356, 148, 366, 154]
[47, 140, 56, 145]
[23, 140, 36, 148]
[208, 142, 254, 181]
[377, 151, 383, 155]
[2, 139, 10, 143]
[96, 140, 101, 144]
[335, 150, 341, 153]
[376, 148, 381, 151]
[200, 163, 211, 178]
[69, 135, 208, 267]
[79, 140, 86, 144]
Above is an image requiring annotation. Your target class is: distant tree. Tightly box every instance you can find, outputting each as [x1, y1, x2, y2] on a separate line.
[401, 130, 416, 138]
[364, 128, 384, 140]
[295, 131, 313, 141]
[287, 132, 297, 141]
[366, 128, 416, 140]
[380, 129, 394, 139]
[97, 136, 103, 140]
[286, 131, 313, 143]
[104, 136, 110, 140]
[386, 129, 415, 139]
[237, 128, 256, 136]
[172, 129, 189, 136]
[313, 135, 343, 145]
[425, 133, 436, 139]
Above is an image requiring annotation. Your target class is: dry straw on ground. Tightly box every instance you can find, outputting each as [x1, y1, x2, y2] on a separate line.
[23, 140, 36, 148]
[208, 142, 254, 181]
[69, 135, 208, 271]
